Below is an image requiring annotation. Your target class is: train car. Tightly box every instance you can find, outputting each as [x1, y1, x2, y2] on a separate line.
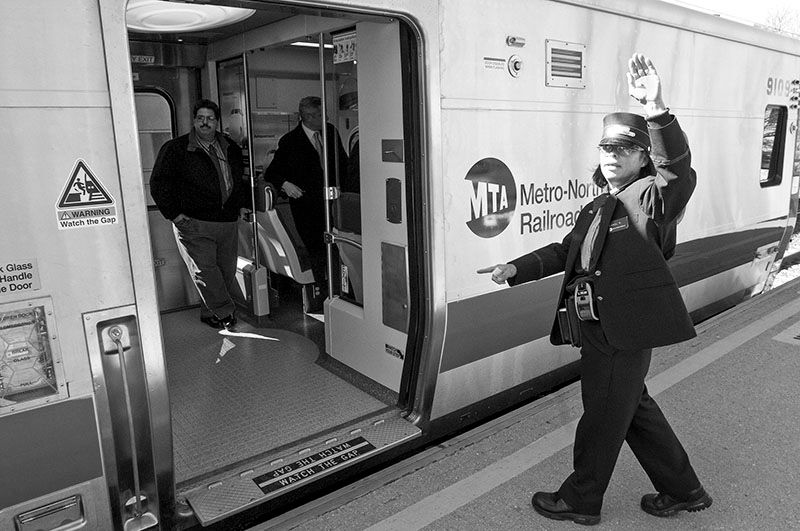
[1, 0, 799, 529]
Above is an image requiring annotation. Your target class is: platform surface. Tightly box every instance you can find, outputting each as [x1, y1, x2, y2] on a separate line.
[269, 278, 800, 530]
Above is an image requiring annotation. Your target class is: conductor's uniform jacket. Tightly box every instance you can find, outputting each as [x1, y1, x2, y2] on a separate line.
[506, 112, 702, 515]
[508, 112, 696, 349]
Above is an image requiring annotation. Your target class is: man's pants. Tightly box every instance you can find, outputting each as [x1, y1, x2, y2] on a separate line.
[290, 195, 327, 282]
[557, 320, 701, 515]
[173, 218, 242, 320]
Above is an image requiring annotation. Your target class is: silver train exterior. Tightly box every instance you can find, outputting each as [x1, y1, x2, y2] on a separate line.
[1, 0, 798, 529]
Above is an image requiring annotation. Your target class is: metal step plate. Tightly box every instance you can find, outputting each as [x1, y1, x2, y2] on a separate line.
[185, 410, 420, 525]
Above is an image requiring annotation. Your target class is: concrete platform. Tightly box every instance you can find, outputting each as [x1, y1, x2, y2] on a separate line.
[264, 278, 800, 530]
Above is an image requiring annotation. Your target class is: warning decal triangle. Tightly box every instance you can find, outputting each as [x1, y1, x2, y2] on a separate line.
[57, 160, 114, 208]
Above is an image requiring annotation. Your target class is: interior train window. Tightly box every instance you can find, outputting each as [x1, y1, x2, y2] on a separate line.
[760, 104, 787, 187]
[134, 91, 175, 205]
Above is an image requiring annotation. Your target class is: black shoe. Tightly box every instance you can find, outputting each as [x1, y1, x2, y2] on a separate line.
[200, 316, 224, 329]
[641, 486, 712, 517]
[531, 491, 600, 526]
[219, 314, 237, 330]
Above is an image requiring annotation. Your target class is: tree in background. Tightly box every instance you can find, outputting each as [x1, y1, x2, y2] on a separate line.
[763, 6, 800, 36]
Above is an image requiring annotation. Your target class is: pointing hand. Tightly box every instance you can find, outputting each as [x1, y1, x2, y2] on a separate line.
[477, 264, 518, 284]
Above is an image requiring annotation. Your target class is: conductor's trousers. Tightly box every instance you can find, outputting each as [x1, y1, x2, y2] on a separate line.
[557, 320, 702, 514]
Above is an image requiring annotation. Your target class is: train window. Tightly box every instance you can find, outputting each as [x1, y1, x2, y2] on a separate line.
[760, 104, 787, 187]
[134, 91, 175, 206]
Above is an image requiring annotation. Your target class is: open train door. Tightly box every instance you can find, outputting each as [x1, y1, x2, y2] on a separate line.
[322, 20, 416, 397]
[167, 9, 427, 526]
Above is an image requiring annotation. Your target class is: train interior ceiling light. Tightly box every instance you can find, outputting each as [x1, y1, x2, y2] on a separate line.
[290, 42, 334, 49]
[126, 0, 256, 33]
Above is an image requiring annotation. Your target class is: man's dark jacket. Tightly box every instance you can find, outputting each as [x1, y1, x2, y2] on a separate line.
[508, 113, 697, 350]
[263, 123, 348, 195]
[150, 132, 248, 222]
[262, 123, 348, 261]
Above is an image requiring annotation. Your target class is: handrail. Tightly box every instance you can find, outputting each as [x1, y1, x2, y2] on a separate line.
[326, 231, 362, 251]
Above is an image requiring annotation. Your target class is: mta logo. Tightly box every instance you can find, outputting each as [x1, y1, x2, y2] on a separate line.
[466, 158, 516, 238]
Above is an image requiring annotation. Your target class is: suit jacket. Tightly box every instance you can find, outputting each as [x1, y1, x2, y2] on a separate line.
[509, 113, 697, 350]
[263, 123, 348, 195]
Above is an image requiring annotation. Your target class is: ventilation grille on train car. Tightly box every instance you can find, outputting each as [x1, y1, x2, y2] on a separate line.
[546, 40, 586, 89]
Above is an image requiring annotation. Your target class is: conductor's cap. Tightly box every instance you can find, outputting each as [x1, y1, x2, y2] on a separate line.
[599, 112, 651, 151]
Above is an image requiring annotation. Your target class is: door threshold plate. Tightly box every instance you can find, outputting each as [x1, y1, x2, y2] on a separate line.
[185, 410, 420, 525]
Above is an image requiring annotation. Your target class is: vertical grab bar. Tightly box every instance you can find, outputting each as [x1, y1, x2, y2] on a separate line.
[242, 51, 260, 270]
[107, 325, 158, 531]
[318, 31, 336, 298]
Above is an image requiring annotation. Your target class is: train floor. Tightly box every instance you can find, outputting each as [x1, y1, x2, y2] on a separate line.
[262, 277, 800, 530]
[160, 295, 396, 494]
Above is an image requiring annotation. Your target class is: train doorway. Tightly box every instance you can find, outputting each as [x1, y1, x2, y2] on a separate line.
[128, 2, 423, 524]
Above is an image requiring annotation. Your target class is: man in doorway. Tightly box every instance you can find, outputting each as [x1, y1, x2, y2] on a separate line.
[263, 96, 348, 309]
[150, 99, 251, 330]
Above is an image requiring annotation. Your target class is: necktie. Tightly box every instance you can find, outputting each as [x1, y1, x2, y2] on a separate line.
[313, 131, 324, 167]
[580, 206, 603, 272]
[210, 141, 232, 200]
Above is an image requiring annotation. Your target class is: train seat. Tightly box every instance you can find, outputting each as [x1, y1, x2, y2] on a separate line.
[252, 187, 316, 285]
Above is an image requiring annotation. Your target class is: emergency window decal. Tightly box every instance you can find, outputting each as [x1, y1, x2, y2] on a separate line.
[0, 259, 40, 295]
[0, 297, 67, 414]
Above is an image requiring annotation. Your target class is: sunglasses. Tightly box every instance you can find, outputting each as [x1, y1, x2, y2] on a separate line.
[597, 145, 644, 156]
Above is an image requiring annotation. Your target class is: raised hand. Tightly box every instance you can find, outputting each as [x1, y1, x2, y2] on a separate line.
[626, 53, 666, 115]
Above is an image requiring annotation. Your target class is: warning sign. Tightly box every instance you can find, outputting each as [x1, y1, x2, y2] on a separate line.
[253, 437, 376, 495]
[55, 160, 119, 230]
[58, 160, 113, 207]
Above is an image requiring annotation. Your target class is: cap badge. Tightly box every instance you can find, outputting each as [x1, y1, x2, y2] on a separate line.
[605, 125, 635, 137]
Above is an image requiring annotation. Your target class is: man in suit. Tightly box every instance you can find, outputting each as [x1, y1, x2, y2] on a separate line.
[150, 99, 249, 330]
[263, 96, 348, 295]
[479, 54, 711, 525]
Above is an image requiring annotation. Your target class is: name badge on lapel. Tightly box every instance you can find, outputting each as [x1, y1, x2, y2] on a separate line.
[609, 216, 629, 233]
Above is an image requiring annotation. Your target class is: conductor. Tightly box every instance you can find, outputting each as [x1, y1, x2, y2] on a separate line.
[478, 53, 712, 525]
